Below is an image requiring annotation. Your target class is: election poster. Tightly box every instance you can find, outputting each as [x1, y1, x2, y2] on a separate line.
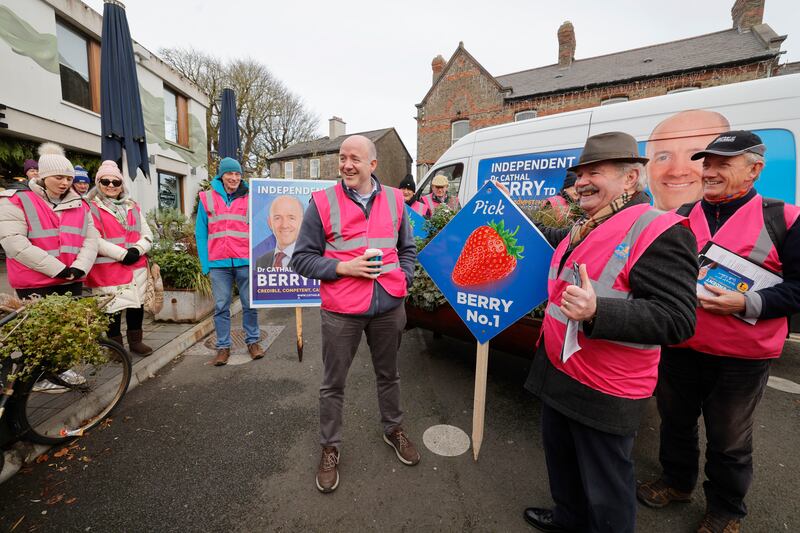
[249, 178, 336, 308]
[418, 181, 553, 344]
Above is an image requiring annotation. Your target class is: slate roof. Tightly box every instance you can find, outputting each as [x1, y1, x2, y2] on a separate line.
[495, 29, 781, 99]
[269, 128, 395, 160]
[779, 61, 800, 76]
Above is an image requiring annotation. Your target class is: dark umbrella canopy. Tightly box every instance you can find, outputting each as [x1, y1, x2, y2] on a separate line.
[100, 0, 149, 180]
[218, 88, 240, 161]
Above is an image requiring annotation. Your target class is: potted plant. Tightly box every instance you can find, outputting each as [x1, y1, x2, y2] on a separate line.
[146, 209, 213, 323]
[406, 201, 578, 357]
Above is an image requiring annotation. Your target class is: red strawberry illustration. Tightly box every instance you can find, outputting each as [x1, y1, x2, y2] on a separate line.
[452, 220, 524, 287]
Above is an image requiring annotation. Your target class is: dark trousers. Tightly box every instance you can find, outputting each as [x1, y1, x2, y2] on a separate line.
[107, 305, 145, 338]
[542, 403, 636, 533]
[16, 281, 82, 300]
[656, 347, 771, 519]
[319, 304, 405, 449]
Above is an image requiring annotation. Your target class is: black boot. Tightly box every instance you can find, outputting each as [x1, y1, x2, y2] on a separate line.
[126, 330, 153, 356]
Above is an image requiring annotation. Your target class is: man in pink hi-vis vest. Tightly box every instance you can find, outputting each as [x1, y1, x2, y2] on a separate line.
[638, 131, 800, 533]
[290, 135, 418, 494]
[522, 132, 698, 533]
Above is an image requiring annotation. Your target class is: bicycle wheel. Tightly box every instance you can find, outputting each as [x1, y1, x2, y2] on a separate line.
[14, 338, 132, 445]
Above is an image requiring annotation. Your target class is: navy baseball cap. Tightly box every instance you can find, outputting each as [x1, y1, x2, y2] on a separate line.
[691, 130, 766, 160]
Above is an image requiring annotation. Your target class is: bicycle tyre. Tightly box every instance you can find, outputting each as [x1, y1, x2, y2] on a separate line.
[14, 338, 132, 445]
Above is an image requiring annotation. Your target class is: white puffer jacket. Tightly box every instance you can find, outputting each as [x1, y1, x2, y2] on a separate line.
[0, 180, 99, 282]
[88, 193, 153, 314]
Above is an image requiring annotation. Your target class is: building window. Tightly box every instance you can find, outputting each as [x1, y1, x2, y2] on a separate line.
[163, 86, 189, 146]
[310, 158, 320, 179]
[451, 120, 470, 145]
[515, 110, 537, 121]
[667, 87, 700, 95]
[56, 20, 100, 112]
[158, 171, 183, 211]
[284, 162, 294, 179]
[600, 96, 629, 106]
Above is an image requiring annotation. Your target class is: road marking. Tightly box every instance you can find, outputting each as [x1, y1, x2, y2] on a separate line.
[422, 424, 470, 457]
[767, 376, 800, 394]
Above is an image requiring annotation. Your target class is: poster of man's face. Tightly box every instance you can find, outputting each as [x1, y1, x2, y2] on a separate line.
[646, 109, 730, 211]
[250, 178, 336, 308]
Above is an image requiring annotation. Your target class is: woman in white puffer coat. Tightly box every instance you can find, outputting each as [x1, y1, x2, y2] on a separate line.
[85, 160, 154, 356]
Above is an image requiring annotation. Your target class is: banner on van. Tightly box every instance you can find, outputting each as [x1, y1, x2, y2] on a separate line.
[418, 181, 553, 344]
[478, 149, 582, 208]
[249, 178, 336, 308]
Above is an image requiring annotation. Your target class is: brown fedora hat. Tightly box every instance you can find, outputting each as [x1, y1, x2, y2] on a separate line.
[568, 131, 649, 172]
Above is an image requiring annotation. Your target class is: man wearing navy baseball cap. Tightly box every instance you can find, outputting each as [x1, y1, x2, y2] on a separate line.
[638, 130, 800, 533]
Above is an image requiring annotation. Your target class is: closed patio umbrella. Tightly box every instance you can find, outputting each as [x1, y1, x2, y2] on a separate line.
[218, 88, 240, 161]
[100, 0, 149, 180]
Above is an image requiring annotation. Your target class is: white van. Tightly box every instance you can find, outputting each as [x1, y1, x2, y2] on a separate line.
[415, 73, 800, 209]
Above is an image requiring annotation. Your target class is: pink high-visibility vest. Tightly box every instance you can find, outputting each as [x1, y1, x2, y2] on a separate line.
[676, 195, 800, 358]
[408, 200, 426, 215]
[85, 201, 146, 288]
[199, 189, 249, 261]
[421, 193, 458, 217]
[6, 191, 89, 289]
[541, 204, 686, 399]
[313, 183, 407, 314]
[544, 195, 570, 222]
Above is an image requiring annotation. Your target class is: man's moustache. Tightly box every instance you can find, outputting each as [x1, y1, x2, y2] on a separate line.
[576, 185, 600, 194]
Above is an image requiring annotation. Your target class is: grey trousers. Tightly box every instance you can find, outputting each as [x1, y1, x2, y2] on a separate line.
[319, 304, 406, 449]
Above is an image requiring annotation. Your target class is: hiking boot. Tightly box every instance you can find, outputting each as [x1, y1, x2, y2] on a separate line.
[696, 511, 742, 533]
[213, 348, 230, 366]
[383, 426, 420, 466]
[247, 342, 265, 360]
[316, 446, 339, 493]
[126, 330, 153, 356]
[637, 478, 692, 508]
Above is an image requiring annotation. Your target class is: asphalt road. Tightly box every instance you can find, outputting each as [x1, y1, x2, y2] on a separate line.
[0, 307, 798, 532]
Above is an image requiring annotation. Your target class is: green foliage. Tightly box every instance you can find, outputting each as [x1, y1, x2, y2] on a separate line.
[0, 295, 110, 382]
[0, 137, 100, 181]
[407, 205, 455, 311]
[146, 208, 210, 293]
[148, 249, 209, 294]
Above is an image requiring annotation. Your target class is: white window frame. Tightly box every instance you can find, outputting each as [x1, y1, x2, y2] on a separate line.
[284, 161, 294, 179]
[515, 110, 537, 122]
[309, 158, 320, 179]
[451, 120, 470, 145]
[600, 96, 629, 106]
[667, 87, 700, 95]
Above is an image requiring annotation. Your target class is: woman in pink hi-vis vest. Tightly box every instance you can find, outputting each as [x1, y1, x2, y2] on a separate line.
[0, 143, 98, 299]
[85, 160, 154, 356]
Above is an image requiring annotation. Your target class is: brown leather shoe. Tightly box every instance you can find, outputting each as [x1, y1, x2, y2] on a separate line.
[383, 426, 420, 466]
[213, 348, 230, 366]
[247, 342, 265, 360]
[316, 446, 339, 493]
[696, 511, 741, 533]
[637, 478, 692, 508]
[126, 329, 153, 356]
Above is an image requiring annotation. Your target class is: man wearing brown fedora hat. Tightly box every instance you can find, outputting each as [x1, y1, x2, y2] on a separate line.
[638, 130, 800, 533]
[523, 131, 699, 533]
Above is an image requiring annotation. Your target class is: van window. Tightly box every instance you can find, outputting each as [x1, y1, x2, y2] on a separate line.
[421, 163, 464, 200]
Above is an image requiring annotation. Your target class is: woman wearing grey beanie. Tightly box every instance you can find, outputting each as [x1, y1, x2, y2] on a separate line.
[0, 142, 98, 298]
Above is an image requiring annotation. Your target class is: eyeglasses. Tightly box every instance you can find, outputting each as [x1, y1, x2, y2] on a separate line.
[99, 179, 123, 187]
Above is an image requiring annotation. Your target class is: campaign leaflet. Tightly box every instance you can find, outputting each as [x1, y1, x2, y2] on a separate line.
[249, 178, 336, 308]
[418, 181, 553, 344]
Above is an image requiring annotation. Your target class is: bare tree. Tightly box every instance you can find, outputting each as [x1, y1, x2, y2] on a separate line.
[159, 47, 318, 177]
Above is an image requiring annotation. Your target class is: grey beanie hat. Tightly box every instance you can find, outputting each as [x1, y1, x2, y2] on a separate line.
[37, 142, 74, 180]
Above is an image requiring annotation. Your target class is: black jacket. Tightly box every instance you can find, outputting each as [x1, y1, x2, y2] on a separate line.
[526, 193, 699, 436]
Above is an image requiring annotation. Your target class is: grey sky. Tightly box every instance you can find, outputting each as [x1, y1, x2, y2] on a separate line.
[83, 0, 799, 177]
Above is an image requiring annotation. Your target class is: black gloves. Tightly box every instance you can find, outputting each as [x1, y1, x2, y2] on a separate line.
[68, 268, 85, 279]
[121, 248, 141, 266]
[55, 267, 72, 279]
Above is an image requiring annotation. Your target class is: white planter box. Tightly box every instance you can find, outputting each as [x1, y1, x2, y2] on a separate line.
[154, 289, 214, 323]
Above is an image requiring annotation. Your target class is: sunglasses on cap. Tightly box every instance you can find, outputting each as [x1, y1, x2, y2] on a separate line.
[99, 178, 123, 187]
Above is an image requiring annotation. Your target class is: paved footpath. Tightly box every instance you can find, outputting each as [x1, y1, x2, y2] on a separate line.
[0, 307, 798, 532]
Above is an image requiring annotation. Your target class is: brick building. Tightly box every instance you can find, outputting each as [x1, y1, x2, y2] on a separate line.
[415, 0, 789, 177]
[268, 117, 412, 187]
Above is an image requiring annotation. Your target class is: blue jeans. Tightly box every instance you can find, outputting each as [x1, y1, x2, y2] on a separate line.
[209, 266, 259, 348]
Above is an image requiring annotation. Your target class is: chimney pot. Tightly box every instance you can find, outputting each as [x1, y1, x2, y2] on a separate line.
[731, 0, 764, 31]
[431, 54, 446, 84]
[557, 21, 576, 69]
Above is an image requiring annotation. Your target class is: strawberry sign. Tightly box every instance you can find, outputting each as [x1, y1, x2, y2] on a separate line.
[418, 181, 554, 344]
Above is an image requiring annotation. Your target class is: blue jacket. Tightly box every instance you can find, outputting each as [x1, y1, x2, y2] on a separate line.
[195, 176, 249, 274]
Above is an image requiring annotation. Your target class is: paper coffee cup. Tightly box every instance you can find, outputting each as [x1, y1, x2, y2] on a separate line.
[365, 248, 382, 275]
